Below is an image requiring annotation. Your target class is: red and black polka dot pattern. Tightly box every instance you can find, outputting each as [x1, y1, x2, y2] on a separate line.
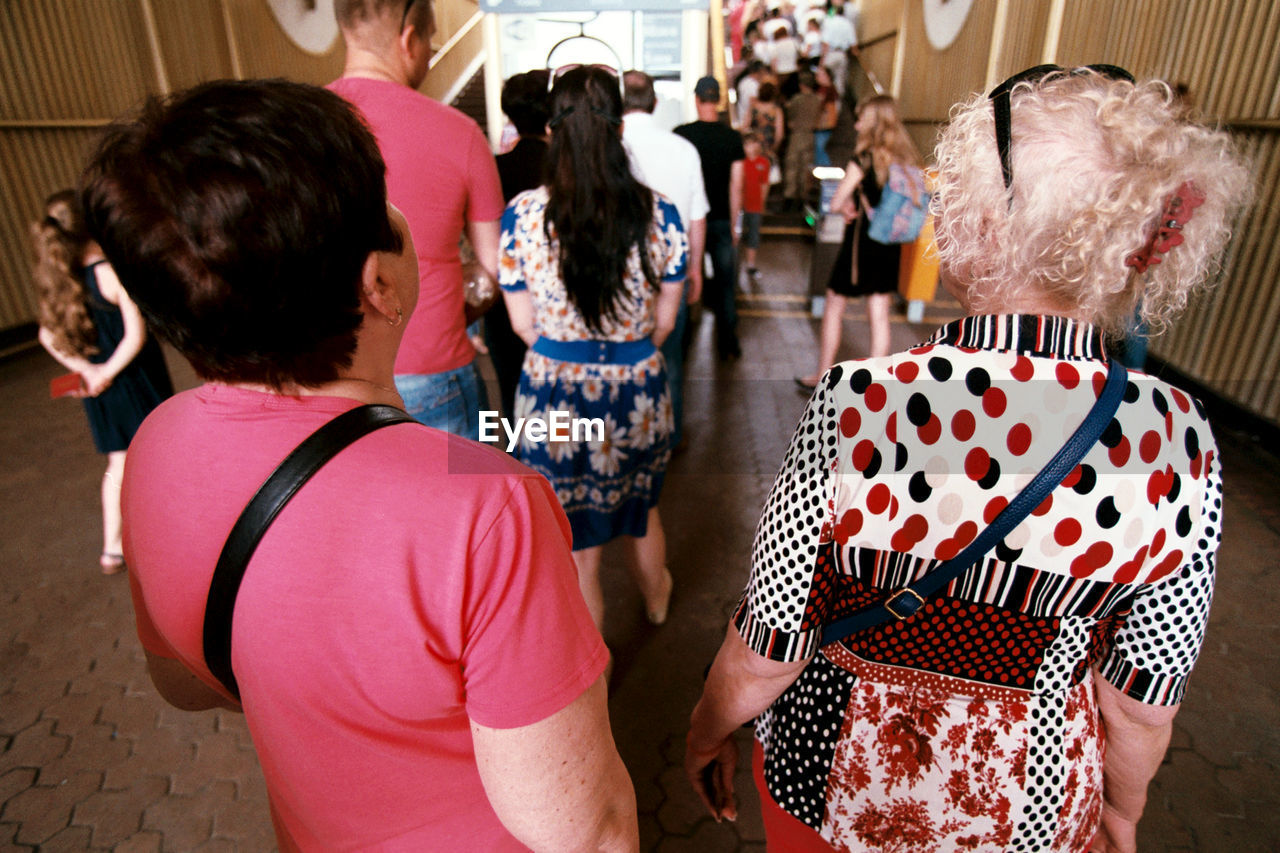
[845, 597, 1056, 689]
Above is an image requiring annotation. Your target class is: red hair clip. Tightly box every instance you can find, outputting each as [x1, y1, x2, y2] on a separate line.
[1126, 181, 1206, 273]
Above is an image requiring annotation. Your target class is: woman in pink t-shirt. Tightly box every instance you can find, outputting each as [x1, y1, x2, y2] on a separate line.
[83, 77, 637, 852]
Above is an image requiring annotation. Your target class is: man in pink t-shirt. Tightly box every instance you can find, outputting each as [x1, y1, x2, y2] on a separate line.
[329, 0, 504, 441]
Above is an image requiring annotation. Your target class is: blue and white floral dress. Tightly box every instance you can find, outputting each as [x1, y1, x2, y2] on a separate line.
[498, 186, 687, 549]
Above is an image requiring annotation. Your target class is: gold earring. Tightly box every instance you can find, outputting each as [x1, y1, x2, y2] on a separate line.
[387, 307, 403, 327]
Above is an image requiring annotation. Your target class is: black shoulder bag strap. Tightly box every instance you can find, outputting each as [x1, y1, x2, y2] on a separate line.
[819, 358, 1128, 647]
[202, 404, 416, 699]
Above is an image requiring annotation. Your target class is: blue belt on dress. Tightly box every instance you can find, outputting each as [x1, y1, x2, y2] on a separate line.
[531, 336, 656, 365]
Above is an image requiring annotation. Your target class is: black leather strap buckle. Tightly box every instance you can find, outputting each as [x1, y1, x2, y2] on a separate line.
[884, 588, 926, 620]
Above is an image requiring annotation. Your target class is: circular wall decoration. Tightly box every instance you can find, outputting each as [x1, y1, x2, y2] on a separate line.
[922, 0, 975, 51]
[266, 0, 340, 55]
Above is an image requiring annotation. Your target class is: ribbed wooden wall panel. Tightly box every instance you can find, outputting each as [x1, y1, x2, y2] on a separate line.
[0, 2, 156, 121]
[854, 0, 902, 95]
[150, 0, 237, 91]
[1057, 0, 1280, 122]
[1055, 0, 1280, 424]
[0, 0, 480, 334]
[223, 1, 344, 84]
[1158, 132, 1280, 420]
[896, 0, 998, 121]
[993, 0, 1050, 82]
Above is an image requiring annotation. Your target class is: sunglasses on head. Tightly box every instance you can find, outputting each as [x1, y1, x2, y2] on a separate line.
[989, 63, 1135, 192]
[546, 64, 623, 128]
[548, 63, 619, 92]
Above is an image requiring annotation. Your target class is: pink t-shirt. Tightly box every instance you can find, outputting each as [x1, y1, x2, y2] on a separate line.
[328, 77, 505, 376]
[123, 385, 607, 851]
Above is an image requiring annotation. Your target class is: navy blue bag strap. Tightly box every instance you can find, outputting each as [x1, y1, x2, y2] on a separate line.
[202, 404, 416, 699]
[819, 359, 1128, 647]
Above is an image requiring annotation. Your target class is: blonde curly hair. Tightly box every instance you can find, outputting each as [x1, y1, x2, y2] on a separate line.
[31, 189, 98, 359]
[931, 69, 1253, 336]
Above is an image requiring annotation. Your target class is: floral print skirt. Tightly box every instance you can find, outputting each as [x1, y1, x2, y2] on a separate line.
[513, 349, 673, 550]
[757, 646, 1105, 852]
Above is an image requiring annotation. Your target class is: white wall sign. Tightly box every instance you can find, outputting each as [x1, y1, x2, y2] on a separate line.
[922, 0, 974, 51]
[266, 0, 340, 54]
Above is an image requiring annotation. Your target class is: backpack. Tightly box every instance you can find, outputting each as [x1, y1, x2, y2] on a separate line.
[866, 163, 929, 245]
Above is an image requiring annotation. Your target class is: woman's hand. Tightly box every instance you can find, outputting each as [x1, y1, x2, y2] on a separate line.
[1088, 801, 1140, 853]
[685, 733, 739, 822]
[80, 363, 114, 397]
[836, 196, 861, 223]
[685, 629, 808, 823]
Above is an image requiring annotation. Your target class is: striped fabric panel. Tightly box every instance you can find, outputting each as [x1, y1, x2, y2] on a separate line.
[927, 314, 1107, 361]
[733, 592, 820, 663]
[836, 545, 1136, 620]
[1095, 650, 1189, 706]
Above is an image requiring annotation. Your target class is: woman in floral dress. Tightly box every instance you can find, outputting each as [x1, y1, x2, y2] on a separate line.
[498, 65, 686, 632]
[685, 67, 1251, 851]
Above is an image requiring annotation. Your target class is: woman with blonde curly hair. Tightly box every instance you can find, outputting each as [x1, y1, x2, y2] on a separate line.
[688, 67, 1251, 852]
[32, 189, 173, 574]
[798, 95, 922, 389]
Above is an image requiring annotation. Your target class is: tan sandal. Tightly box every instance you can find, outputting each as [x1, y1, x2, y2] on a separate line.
[99, 553, 126, 575]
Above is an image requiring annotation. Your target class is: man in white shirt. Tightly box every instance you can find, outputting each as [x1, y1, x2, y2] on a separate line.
[820, 2, 857, 96]
[736, 60, 766, 129]
[769, 22, 801, 94]
[622, 70, 709, 448]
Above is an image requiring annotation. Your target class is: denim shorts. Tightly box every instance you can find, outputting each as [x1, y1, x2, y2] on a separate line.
[394, 360, 488, 441]
[741, 211, 763, 249]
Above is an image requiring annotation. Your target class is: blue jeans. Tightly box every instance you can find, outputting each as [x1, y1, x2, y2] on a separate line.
[395, 360, 489, 441]
[704, 219, 740, 356]
[814, 129, 833, 167]
[661, 291, 689, 446]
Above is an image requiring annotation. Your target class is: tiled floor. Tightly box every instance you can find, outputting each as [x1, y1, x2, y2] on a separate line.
[2, 233, 1277, 851]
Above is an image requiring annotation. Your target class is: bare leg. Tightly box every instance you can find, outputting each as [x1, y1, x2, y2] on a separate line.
[100, 451, 126, 573]
[866, 292, 892, 358]
[626, 507, 672, 624]
[573, 546, 606, 632]
[744, 247, 758, 270]
[800, 289, 849, 386]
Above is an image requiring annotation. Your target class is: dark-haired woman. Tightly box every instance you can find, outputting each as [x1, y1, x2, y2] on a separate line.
[499, 65, 687, 633]
[31, 189, 172, 574]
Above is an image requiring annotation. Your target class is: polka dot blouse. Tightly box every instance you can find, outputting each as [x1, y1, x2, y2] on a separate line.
[736, 313, 1220, 851]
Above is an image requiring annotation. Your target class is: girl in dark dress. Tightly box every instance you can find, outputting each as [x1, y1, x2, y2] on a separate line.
[32, 190, 173, 574]
[798, 95, 921, 388]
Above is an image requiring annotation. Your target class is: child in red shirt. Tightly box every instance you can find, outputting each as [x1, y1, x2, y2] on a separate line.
[739, 132, 772, 282]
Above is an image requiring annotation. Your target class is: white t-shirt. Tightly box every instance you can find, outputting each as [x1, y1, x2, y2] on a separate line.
[771, 36, 800, 74]
[622, 111, 711, 230]
[821, 13, 856, 51]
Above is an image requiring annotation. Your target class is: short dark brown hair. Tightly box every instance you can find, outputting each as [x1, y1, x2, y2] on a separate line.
[501, 69, 551, 137]
[335, 0, 431, 32]
[80, 78, 402, 388]
[622, 70, 657, 114]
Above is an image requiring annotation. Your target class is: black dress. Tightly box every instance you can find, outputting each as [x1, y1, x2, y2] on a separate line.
[81, 261, 174, 453]
[827, 161, 900, 297]
[486, 136, 548, 417]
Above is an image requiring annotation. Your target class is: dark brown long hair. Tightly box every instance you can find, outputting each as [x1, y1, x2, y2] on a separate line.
[31, 189, 98, 358]
[544, 66, 660, 332]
